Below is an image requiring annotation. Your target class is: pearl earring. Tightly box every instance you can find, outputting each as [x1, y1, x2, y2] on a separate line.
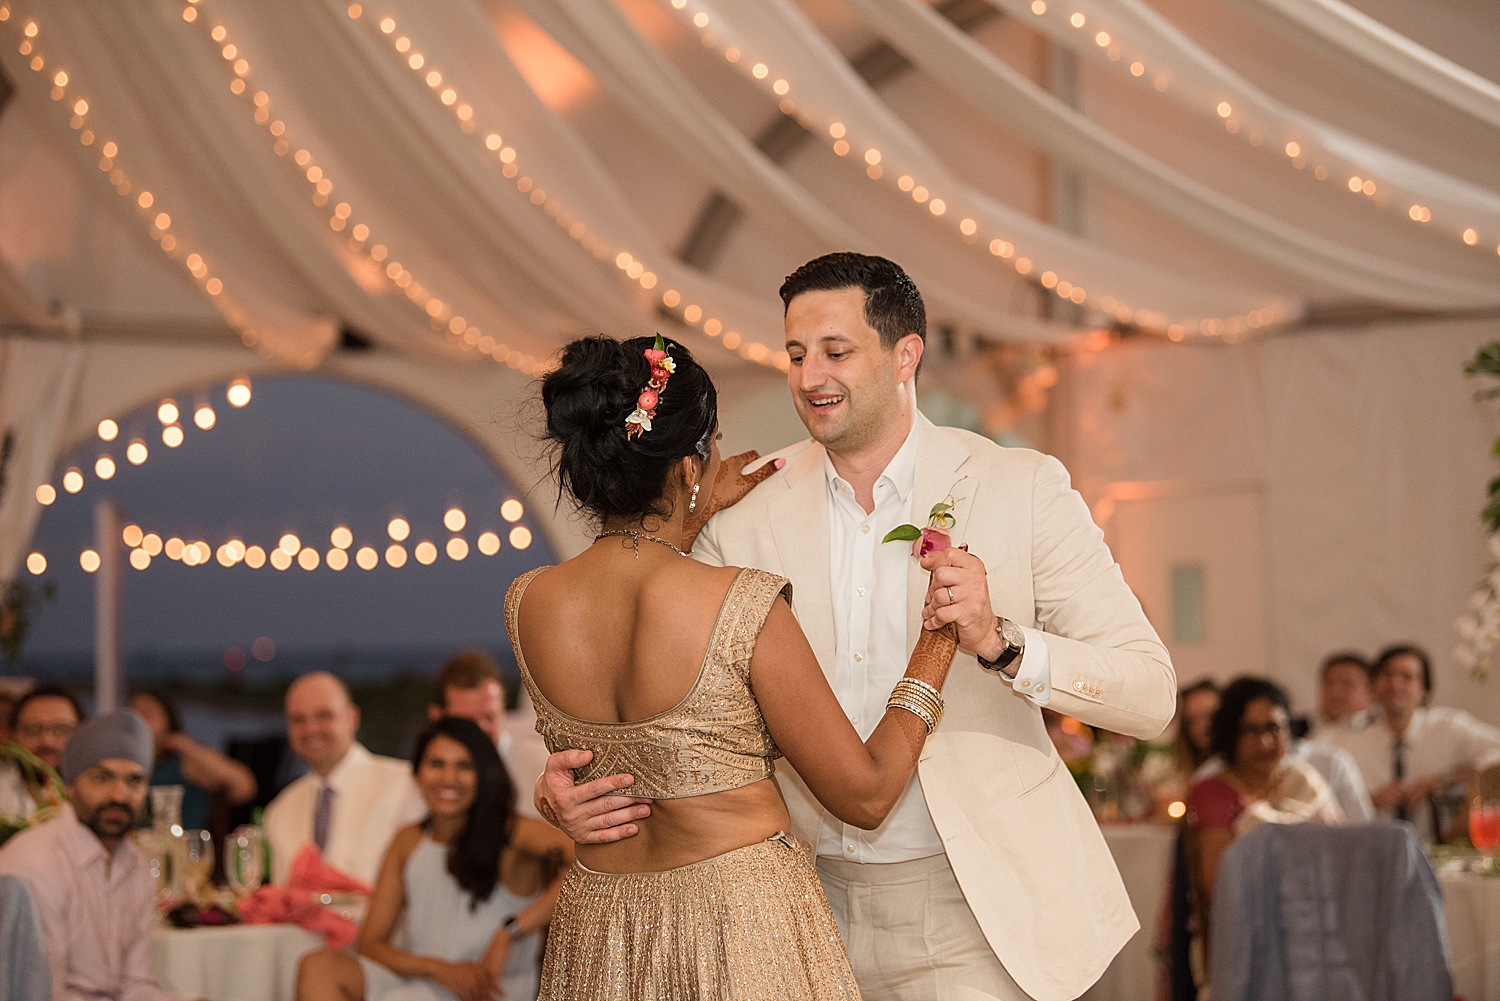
[689, 482, 700, 514]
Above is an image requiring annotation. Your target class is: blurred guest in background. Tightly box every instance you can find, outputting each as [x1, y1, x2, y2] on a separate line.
[0, 691, 15, 743]
[264, 672, 423, 885]
[1173, 679, 1220, 780]
[297, 717, 570, 1001]
[429, 650, 548, 821]
[1187, 678, 1342, 905]
[0, 709, 187, 1001]
[1312, 651, 1373, 736]
[1325, 644, 1500, 840]
[0, 685, 85, 819]
[130, 690, 258, 829]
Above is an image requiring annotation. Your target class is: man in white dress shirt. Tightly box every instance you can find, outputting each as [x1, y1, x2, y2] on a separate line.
[1310, 650, 1373, 737]
[263, 672, 422, 886]
[1325, 644, 1500, 840]
[537, 254, 1176, 1000]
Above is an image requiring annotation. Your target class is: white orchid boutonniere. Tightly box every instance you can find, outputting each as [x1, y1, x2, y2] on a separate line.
[882, 477, 967, 557]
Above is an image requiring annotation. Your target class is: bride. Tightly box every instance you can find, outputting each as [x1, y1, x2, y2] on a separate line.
[506, 333, 956, 999]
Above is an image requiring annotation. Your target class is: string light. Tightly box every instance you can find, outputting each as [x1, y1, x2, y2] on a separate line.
[477, 531, 501, 556]
[387, 517, 410, 541]
[356, 546, 379, 570]
[665, 2, 1287, 342]
[92, 455, 114, 480]
[414, 540, 438, 565]
[98, 419, 118, 441]
[327, 547, 349, 570]
[278, 533, 301, 555]
[446, 537, 469, 560]
[1014, 0, 1494, 248]
[509, 526, 532, 550]
[227, 379, 252, 407]
[443, 507, 466, 531]
[193, 404, 216, 430]
[500, 499, 524, 522]
[385, 544, 408, 568]
[158, 400, 179, 425]
[162, 425, 184, 448]
[80, 549, 101, 573]
[35, 484, 56, 505]
[123, 524, 144, 548]
[26, 553, 46, 575]
[330, 525, 353, 549]
[62, 469, 84, 493]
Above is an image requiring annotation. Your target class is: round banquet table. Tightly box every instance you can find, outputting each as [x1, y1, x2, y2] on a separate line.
[152, 923, 322, 1001]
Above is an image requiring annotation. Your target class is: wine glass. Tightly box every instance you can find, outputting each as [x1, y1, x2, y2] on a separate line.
[1470, 794, 1500, 870]
[179, 829, 215, 903]
[225, 825, 264, 896]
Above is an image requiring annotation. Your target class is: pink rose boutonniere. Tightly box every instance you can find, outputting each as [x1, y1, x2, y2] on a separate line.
[882, 477, 967, 557]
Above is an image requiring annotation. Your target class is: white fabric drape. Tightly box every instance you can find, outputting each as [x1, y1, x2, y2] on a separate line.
[843, 0, 1500, 309]
[981, 0, 1500, 235]
[1233, 0, 1500, 132]
[0, 338, 85, 583]
[676, 0, 1270, 325]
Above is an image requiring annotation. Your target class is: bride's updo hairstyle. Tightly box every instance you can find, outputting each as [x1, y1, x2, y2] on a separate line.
[542, 334, 717, 523]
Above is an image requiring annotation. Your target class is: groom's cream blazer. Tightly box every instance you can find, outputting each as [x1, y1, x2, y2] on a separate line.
[693, 414, 1176, 1001]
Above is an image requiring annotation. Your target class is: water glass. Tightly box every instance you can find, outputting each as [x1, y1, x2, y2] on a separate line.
[179, 828, 215, 902]
[225, 825, 264, 896]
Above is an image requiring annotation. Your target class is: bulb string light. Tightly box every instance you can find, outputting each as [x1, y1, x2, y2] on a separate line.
[0, 4, 279, 346]
[29, 502, 534, 578]
[663, 0, 1298, 343]
[355, 8, 790, 370]
[180, 2, 555, 375]
[33, 383, 252, 510]
[1014, 0, 1497, 255]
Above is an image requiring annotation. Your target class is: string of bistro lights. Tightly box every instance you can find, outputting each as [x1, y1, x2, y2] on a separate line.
[181, 0, 545, 375]
[1015, 0, 1498, 255]
[21, 377, 536, 578]
[0, 6, 271, 353]
[347, 4, 791, 371]
[663, 0, 1302, 343]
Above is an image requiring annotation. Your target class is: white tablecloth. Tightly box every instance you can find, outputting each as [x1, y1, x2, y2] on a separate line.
[1444, 871, 1500, 1001]
[1080, 825, 1176, 1001]
[153, 923, 322, 1001]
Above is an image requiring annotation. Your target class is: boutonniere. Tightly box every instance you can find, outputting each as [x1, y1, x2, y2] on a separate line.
[882, 477, 967, 558]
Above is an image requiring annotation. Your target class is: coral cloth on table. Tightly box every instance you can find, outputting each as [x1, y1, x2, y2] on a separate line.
[235, 844, 371, 948]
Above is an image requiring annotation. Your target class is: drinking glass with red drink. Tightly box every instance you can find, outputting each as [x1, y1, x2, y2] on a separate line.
[1470, 796, 1500, 869]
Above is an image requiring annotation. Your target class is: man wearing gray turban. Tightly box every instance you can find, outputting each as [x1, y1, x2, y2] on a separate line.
[0, 708, 190, 1001]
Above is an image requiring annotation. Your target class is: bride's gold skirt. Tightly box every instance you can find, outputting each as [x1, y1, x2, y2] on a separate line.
[540, 833, 861, 1000]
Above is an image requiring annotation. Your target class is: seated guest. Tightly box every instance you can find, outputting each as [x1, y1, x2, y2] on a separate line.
[0, 709, 186, 1001]
[296, 718, 571, 1001]
[1187, 678, 1342, 904]
[0, 686, 85, 820]
[1324, 644, 1500, 840]
[1174, 678, 1220, 781]
[428, 650, 548, 821]
[1312, 651, 1373, 735]
[264, 673, 423, 886]
[129, 690, 258, 829]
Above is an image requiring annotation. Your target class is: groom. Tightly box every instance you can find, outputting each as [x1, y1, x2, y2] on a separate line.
[537, 253, 1175, 1001]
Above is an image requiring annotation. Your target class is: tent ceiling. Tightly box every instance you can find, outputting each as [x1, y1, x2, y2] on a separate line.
[0, 0, 1493, 379]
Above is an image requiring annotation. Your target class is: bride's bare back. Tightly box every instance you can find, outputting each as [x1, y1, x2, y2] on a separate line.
[513, 540, 795, 873]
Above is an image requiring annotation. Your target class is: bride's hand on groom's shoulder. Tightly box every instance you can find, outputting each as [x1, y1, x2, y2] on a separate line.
[535, 749, 653, 844]
[683, 450, 785, 552]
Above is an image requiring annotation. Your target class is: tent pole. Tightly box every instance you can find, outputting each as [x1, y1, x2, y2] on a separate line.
[94, 499, 122, 713]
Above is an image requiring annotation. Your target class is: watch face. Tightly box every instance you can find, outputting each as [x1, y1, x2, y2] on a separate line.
[1001, 619, 1025, 650]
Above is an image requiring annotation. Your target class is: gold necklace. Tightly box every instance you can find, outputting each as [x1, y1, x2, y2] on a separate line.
[594, 529, 687, 558]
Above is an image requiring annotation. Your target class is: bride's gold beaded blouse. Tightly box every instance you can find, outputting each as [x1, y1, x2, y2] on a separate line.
[504, 566, 791, 799]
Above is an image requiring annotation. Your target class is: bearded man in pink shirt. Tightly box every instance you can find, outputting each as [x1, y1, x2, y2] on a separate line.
[0, 708, 191, 1001]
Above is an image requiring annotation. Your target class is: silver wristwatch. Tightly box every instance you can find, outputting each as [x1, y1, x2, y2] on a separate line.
[977, 617, 1026, 676]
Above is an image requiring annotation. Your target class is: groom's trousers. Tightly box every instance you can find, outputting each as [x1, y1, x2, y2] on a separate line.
[817, 853, 1033, 1001]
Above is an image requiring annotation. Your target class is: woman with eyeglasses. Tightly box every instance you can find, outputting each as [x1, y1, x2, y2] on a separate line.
[1186, 677, 1343, 904]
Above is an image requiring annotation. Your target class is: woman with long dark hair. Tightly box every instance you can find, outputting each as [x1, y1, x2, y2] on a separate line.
[507, 334, 958, 999]
[296, 717, 572, 1001]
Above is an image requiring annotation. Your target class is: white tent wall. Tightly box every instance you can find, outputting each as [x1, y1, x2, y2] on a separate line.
[1052, 318, 1500, 726]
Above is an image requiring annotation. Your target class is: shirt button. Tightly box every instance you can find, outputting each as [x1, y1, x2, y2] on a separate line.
[845, 844, 856, 854]
[861, 524, 871, 535]
[856, 587, 865, 597]
[854, 653, 864, 662]
[1035, 684, 1045, 694]
[1020, 679, 1031, 689]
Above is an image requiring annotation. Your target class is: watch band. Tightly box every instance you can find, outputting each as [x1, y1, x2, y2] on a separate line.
[977, 618, 1024, 675]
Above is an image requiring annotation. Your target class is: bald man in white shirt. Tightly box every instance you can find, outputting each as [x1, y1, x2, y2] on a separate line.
[263, 673, 423, 886]
[535, 254, 1175, 1001]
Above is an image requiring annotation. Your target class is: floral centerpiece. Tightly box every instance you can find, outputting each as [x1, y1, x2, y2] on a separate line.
[1456, 342, 1500, 683]
[0, 743, 64, 846]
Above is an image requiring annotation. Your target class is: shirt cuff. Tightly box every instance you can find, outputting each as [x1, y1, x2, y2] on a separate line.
[999, 627, 1052, 706]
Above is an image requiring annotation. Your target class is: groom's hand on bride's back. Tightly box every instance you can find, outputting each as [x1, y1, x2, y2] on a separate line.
[534, 748, 653, 844]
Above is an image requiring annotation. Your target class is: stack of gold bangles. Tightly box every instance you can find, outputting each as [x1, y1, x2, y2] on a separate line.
[887, 678, 944, 734]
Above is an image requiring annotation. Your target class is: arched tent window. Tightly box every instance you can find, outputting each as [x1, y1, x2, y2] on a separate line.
[14, 375, 555, 755]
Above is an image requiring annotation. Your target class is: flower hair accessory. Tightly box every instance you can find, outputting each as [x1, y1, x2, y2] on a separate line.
[625, 334, 676, 441]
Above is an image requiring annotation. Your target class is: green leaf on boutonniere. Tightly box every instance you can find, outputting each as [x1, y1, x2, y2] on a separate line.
[882, 524, 923, 544]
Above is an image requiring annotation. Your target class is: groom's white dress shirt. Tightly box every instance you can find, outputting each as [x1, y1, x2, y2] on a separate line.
[818, 421, 1050, 864]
